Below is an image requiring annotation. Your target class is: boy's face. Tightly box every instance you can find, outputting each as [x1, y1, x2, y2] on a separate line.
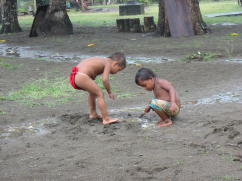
[138, 78, 155, 91]
[111, 62, 124, 74]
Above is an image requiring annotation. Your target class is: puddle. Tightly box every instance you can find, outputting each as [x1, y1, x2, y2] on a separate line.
[225, 59, 242, 63]
[0, 117, 58, 139]
[124, 117, 156, 129]
[196, 90, 242, 105]
[113, 89, 242, 127]
[0, 44, 174, 63]
[211, 23, 239, 26]
[184, 89, 242, 107]
[110, 106, 157, 129]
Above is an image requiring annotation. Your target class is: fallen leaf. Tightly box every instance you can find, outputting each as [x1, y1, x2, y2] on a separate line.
[87, 43, 96, 47]
[135, 63, 142, 67]
[229, 33, 239, 36]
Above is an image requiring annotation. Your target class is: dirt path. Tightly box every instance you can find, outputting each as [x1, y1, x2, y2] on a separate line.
[0, 55, 242, 180]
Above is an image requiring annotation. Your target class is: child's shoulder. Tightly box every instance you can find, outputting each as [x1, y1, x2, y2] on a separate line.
[156, 78, 172, 87]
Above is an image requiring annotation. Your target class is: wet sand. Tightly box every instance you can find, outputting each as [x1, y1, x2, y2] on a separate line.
[0, 24, 242, 180]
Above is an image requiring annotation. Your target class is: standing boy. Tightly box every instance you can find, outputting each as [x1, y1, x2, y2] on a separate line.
[70, 52, 126, 124]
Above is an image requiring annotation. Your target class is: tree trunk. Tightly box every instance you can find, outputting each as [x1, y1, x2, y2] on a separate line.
[157, 0, 170, 37]
[144, 16, 156, 32]
[157, 0, 207, 37]
[0, 8, 2, 24]
[187, 0, 208, 35]
[30, 0, 73, 37]
[0, 0, 22, 34]
[129, 18, 141, 33]
[238, 0, 242, 6]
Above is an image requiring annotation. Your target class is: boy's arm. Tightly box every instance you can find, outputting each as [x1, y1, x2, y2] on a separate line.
[158, 79, 177, 110]
[102, 62, 112, 95]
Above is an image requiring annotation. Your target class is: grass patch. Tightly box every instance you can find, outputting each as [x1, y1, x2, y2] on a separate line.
[18, 1, 242, 28]
[175, 160, 184, 166]
[0, 57, 9, 61]
[0, 110, 6, 115]
[2, 76, 120, 107]
[34, 57, 50, 61]
[96, 76, 136, 99]
[118, 92, 137, 98]
[0, 57, 23, 69]
[95, 75, 114, 90]
[181, 51, 223, 62]
[3, 77, 82, 107]
[222, 175, 240, 181]
[0, 62, 22, 70]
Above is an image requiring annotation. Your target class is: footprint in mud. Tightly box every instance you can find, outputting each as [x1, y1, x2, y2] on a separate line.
[58, 113, 146, 139]
[126, 165, 169, 179]
[204, 120, 241, 143]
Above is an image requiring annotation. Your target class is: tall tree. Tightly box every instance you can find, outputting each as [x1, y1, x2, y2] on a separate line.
[30, 0, 73, 37]
[0, 0, 22, 34]
[157, 0, 208, 37]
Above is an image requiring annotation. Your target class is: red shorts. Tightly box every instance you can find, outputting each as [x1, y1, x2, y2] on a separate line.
[70, 66, 82, 90]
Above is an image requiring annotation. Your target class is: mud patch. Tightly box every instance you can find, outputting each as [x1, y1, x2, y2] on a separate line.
[0, 117, 58, 139]
[204, 120, 242, 147]
[58, 113, 146, 141]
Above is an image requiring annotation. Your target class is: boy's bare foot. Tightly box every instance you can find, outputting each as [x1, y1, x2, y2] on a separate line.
[102, 118, 119, 125]
[157, 119, 173, 127]
[89, 114, 102, 119]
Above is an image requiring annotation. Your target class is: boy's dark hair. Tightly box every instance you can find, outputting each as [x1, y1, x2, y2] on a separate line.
[108, 52, 126, 68]
[135, 68, 156, 85]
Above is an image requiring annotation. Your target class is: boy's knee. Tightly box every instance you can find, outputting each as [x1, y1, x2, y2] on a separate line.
[96, 91, 104, 98]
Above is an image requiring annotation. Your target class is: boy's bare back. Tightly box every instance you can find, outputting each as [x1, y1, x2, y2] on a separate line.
[153, 79, 181, 107]
[76, 57, 110, 80]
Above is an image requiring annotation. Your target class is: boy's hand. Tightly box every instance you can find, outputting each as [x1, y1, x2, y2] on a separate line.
[144, 106, 151, 113]
[170, 103, 177, 113]
[108, 92, 116, 100]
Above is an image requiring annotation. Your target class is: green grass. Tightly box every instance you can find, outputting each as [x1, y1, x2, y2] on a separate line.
[18, 1, 242, 27]
[96, 76, 137, 98]
[117, 92, 137, 98]
[175, 160, 184, 166]
[0, 57, 23, 69]
[3, 77, 82, 107]
[95, 75, 114, 90]
[2, 75, 130, 107]
[0, 62, 22, 69]
[181, 51, 222, 62]
[0, 110, 6, 115]
[222, 175, 240, 181]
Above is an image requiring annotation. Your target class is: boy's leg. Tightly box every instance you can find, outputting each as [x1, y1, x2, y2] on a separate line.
[75, 74, 118, 124]
[152, 109, 172, 127]
[88, 93, 101, 119]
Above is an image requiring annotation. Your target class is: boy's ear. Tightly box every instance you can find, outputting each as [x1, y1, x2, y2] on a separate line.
[113, 61, 120, 66]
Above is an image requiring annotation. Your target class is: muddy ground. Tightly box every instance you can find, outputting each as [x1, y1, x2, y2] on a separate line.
[0, 24, 242, 181]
